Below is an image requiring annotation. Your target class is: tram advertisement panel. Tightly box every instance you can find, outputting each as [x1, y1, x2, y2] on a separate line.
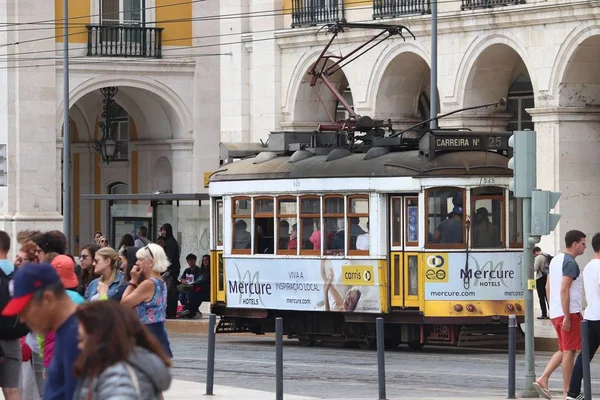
[424, 252, 523, 300]
[225, 258, 382, 313]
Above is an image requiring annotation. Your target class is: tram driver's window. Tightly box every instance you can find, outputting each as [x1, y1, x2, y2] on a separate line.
[324, 196, 345, 255]
[277, 197, 297, 254]
[509, 195, 524, 248]
[348, 195, 369, 254]
[254, 197, 274, 254]
[232, 197, 251, 253]
[300, 196, 321, 254]
[426, 188, 465, 247]
[471, 187, 504, 249]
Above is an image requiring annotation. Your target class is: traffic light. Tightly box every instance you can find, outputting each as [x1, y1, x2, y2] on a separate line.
[531, 190, 561, 236]
[507, 130, 536, 198]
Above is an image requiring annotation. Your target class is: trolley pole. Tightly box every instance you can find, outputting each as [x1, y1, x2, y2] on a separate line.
[429, 0, 438, 129]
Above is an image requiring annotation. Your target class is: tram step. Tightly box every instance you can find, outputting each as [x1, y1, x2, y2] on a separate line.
[457, 325, 524, 347]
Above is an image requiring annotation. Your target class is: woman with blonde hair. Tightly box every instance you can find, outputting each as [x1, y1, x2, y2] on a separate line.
[85, 247, 125, 302]
[121, 244, 172, 357]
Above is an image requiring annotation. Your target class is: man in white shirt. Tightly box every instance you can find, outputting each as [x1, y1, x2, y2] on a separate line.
[566, 232, 600, 400]
[533, 229, 587, 400]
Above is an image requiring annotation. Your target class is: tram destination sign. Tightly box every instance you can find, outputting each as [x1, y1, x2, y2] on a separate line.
[419, 131, 511, 160]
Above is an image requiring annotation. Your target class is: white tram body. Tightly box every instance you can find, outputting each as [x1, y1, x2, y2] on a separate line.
[208, 131, 525, 348]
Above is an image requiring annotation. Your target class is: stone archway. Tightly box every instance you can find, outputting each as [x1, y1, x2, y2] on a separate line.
[373, 51, 436, 129]
[457, 43, 533, 130]
[292, 61, 353, 129]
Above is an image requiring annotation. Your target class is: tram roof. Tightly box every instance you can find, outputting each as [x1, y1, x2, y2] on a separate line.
[210, 149, 511, 182]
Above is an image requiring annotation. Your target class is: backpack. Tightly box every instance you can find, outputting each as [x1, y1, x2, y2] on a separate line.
[542, 254, 553, 276]
[0, 267, 30, 340]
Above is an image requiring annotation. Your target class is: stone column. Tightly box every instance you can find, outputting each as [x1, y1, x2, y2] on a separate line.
[529, 107, 600, 265]
[0, 0, 62, 243]
[437, 111, 513, 132]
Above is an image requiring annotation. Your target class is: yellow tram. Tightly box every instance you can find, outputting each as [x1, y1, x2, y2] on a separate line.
[208, 130, 525, 349]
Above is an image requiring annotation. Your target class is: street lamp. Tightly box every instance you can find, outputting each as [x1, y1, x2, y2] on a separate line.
[94, 86, 120, 163]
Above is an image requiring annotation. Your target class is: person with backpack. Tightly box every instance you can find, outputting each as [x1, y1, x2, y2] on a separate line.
[0, 230, 30, 400]
[534, 246, 551, 320]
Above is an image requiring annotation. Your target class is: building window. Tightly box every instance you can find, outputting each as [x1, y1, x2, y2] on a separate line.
[506, 75, 534, 131]
[101, 0, 145, 26]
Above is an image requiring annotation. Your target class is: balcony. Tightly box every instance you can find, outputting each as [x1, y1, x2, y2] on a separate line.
[292, 0, 345, 28]
[461, 0, 525, 10]
[86, 25, 164, 59]
[373, 0, 430, 19]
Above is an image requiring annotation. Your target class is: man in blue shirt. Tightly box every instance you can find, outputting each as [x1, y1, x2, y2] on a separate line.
[2, 263, 80, 400]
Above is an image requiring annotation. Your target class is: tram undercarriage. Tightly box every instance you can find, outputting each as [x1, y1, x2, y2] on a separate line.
[213, 308, 524, 349]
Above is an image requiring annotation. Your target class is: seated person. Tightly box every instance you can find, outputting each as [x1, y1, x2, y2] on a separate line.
[233, 220, 251, 249]
[473, 207, 500, 248]
[279, 220, 290, 249]
[177, 253, 210, 319]
[355, 221, 369, 251]
[434, 206, 464, 244]
[288, 224, 298, 250]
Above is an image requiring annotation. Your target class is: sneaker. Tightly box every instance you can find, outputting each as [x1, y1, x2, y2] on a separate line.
[177, 309, 191, 317]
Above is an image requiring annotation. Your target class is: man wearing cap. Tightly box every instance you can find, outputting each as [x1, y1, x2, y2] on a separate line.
[2, 263, 80, 400]
[434, 206, 464, 244]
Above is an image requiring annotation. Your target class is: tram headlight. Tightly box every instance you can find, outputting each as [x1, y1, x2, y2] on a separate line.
[507, 304, 515, 312]
[453, 304, 463, 312]
[466, 304, 476, 312]
[514, 303, 522, 312]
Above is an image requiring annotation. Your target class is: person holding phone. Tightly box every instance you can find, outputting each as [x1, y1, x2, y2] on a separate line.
[120, 244, 172, 358]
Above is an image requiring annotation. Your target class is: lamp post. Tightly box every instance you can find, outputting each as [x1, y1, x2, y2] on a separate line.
[94, 87, 121, 163]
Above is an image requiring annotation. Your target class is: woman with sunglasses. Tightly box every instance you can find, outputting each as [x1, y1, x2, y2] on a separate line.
[121, 244, 172, 357]
[78, 244, 100, 296]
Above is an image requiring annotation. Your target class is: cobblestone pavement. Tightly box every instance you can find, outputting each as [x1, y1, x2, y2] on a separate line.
[170, 333, 600, 399]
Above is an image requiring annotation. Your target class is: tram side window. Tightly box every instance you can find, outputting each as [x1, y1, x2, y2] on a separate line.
[232, 197, 251, 253]
[426, 188, 465, 247]
[254, 197, 274, 254]
[277, 197, 297, 254]
[300, 196, 321, 254]
[216, 199, 223, 247]
[471, 187, 504, 249]
[348, 195, 369, 254]
[509, 195, 524, 248]
[324, 196, 345, 255]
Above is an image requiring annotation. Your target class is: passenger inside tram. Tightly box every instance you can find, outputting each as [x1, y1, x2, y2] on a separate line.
[233, 219, 251, 249]
[356, 221, 369, 250]
[278, 220, 290, 250]
[349, 217, 366, 249]
[472, 207, 501, 248]
[434, 206, 464, 244]
[288, 223, 298, 250]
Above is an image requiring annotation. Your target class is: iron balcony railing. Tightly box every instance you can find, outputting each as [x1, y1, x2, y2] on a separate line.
[86, 25, 164, 59]
[461, 0, 525, 10]
[292, 0, 345, 28]
[373, 0, 430, 18]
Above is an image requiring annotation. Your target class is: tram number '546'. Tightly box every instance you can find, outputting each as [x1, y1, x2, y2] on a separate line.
[482, 177, 496, 184]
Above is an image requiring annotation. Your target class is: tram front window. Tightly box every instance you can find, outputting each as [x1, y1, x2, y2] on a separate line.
[427, 188, 465, 246]
[232, 197, 251, 252]
[471, 187, 504, 249]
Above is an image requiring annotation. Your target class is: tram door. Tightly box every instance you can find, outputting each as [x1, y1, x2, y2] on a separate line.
[390, 196, 420, 308]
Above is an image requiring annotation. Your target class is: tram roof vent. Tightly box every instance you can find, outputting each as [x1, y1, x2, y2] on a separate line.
[253, 152, 278, 164]
[364, 147, 390, 160]
[288, 150, 314, 163]
[326, 148, 351, 162]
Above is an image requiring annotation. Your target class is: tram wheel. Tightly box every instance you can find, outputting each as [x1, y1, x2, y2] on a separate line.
[384, 338, 401, 350]
[407, 341, 425, 350]
[358, 338, 376, 350]
[298, 337, 316, 347]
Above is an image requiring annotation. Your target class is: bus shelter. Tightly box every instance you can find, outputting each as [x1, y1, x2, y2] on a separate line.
[80, 193, 210, 264]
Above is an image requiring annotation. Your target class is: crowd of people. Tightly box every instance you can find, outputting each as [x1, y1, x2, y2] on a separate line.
[0, 224, 210, 400]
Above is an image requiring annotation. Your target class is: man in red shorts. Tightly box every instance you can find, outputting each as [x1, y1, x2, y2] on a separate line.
[533, 230, 587, 399]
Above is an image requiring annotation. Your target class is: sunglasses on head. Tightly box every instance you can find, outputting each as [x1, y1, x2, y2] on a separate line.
[145, 245, 154, 259]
